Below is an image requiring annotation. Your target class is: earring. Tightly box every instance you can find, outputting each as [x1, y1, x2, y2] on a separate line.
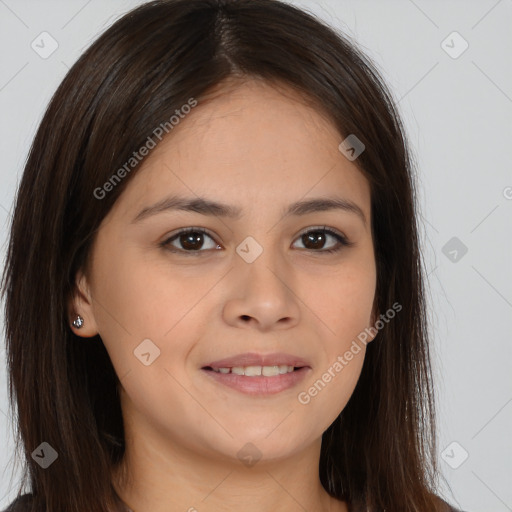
[72, 315, 84, 329]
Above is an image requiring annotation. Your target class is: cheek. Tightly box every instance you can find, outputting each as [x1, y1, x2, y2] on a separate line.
[294, 259, 375, 425]
[90, 238, 182, 334]
[90, 244, 219, 375]
[305, 257, 376, 341]
[298, 342, 366, 431]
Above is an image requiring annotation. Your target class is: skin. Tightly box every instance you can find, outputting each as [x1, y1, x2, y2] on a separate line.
[70, 78, 378, 512]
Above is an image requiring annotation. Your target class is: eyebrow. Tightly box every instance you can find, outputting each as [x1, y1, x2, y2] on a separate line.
[131, 195, 367, 225]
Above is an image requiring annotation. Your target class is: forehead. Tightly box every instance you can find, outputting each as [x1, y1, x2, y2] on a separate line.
[109, 79, 371, 223]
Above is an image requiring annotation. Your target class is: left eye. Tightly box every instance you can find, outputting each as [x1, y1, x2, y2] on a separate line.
[293, 227, 351, 253]
[161, 226, 352, 255]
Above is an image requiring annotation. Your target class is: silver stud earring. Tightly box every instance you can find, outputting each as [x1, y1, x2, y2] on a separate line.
[72, 315, 84, 329]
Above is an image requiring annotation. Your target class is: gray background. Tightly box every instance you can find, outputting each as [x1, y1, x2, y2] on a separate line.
[0, 1, 511, 510]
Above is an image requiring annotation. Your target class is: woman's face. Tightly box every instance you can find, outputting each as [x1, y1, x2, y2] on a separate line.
[72, 79, 377, 466]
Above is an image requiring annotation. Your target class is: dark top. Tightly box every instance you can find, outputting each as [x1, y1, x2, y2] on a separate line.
[2, 493, 467, 512]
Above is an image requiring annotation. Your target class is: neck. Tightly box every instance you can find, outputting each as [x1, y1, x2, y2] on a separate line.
[112, 432, 347, 512]
[112, 387, 348, 512]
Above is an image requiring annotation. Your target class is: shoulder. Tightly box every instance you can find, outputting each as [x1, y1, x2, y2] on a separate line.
[2, 494, 36, 512]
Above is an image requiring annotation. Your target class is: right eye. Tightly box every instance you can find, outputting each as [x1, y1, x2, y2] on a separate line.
[160, 228, 222, 255]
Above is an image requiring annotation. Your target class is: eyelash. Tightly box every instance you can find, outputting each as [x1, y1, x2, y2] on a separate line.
[160, 226, 354, 256]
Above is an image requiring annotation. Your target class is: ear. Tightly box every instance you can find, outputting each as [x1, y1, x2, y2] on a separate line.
[67, 269, 99, 338]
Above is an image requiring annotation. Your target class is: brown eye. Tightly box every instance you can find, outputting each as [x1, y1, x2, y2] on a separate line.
[162, 228, 220, 254]
[179, 232, 206, 250]
[301, 231, 328, 250]
[160, 226, 352, 256]
[292, 227, 352, 253]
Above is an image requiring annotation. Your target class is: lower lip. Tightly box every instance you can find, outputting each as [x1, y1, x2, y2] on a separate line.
[201, 367, 310, 396]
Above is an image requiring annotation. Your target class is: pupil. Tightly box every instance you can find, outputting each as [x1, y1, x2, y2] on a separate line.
[304, 232, 325, 249]
[182, 232, 203, 250]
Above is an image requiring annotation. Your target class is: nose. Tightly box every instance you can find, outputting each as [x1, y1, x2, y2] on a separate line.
[222, 249, 301, 332]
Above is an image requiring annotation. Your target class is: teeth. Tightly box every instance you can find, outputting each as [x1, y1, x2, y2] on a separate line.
[244, 365, 262, 376]
[212, 365, 296, 376]
[262, 366, 279, 376]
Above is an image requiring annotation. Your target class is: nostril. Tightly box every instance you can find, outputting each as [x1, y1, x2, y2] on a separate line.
[241, 315, 251, 321]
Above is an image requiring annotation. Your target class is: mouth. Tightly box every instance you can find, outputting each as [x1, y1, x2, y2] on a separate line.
[200, 365, 310, 395]
[202, 351, 311, 372]
[200, 353, 311, 395]
[202, 365, 306, 376]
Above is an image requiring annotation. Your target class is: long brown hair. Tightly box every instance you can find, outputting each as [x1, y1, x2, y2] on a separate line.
[2, 1, 449, 511]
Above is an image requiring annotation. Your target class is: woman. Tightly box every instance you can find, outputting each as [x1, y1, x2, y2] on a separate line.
[1, 0, 465, 511]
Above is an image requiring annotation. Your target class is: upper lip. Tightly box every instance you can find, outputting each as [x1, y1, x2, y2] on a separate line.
[202, 352, 311, 369]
